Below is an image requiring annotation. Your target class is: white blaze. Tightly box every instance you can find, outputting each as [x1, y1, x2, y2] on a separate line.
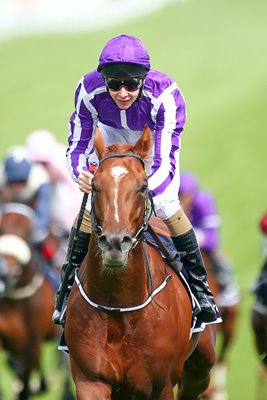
[111, 166, 129, 222]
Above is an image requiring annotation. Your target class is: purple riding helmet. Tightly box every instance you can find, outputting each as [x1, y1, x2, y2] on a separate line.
[97, 34, 150, 78]
[179, 172, 199, 195]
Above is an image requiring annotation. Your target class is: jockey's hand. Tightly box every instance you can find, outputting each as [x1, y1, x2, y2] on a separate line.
[78, 170, 94, 193]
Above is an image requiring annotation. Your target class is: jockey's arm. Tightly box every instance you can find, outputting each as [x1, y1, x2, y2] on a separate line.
[66, 77, 97, 183]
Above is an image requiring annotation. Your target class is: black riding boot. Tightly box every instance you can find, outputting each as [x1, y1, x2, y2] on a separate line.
[52, 227, 90, 325]
[172, 229, 221, 323]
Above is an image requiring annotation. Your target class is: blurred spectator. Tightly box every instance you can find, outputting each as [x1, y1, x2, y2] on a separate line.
[252, 213, 267, 309]
[26, 129, 82, 236]
[0, 145, 52, 244]
[179, 171, 240, 307]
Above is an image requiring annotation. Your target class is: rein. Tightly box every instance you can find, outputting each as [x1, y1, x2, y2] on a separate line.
[4, 273, 44, 300]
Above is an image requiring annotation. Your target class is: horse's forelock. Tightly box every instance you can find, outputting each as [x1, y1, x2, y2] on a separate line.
[106, 143, 134, 155]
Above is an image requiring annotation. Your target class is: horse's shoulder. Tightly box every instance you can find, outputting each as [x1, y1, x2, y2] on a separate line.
[149, 217, 170, 238]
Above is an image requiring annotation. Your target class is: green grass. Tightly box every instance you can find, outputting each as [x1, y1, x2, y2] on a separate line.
[0, 0, 267, 398]
[0, 341, 75, 399]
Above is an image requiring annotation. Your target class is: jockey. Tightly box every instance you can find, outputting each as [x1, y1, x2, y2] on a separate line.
[52, 34, 222, 326]
[252, 212, 267, 310]
[179, 171, 240, 307]
[26, 129, 83, 269]
[0, 146, 52, 245]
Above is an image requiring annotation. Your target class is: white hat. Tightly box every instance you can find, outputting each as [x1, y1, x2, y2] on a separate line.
[26, 129, 57, 163]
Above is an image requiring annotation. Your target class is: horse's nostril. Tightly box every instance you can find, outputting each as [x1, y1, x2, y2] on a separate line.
[98, 234, 133, 252]
[98, 235, 108, 250]
[121, 236, 133, 252]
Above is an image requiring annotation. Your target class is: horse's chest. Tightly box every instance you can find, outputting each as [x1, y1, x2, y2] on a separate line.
[85, 324, 168, 387]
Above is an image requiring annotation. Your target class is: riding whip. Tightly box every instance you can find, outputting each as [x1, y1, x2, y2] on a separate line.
[54, 162, 97, 316]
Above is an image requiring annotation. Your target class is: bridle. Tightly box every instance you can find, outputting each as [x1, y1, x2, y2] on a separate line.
[90, 152, 153, 247]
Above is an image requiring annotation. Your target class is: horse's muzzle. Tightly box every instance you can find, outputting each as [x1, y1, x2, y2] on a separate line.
[97, 233, 133, 269]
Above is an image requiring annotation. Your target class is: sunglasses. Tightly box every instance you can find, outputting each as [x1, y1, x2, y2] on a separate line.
[105, 77, 143, 92]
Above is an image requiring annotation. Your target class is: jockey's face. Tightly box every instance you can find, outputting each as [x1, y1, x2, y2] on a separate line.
[106, 77, 143, 109]
[109, 87, 139, 109]
[6, 181, 27, 201]
[8, 181, 26, 194]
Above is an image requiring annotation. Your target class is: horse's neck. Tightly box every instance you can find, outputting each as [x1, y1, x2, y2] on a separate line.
[86, 240, 149, 308]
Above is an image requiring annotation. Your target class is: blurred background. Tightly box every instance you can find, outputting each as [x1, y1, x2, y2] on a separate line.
[0, 0, 266, 399]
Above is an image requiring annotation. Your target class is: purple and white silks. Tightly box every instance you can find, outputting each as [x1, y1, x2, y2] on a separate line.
[66, 69, 186, 219]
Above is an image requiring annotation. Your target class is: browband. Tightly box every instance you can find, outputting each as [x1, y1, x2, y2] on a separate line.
[98, 152, 145, 169]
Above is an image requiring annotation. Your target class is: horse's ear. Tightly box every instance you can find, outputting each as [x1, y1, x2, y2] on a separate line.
[133, 124, 152, 159]
[94, 127, 107, 160]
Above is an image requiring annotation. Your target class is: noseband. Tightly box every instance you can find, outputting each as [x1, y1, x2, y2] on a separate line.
[90, 152, 153, 245]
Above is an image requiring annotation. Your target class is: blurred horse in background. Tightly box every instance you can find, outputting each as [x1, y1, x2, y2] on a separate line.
[0, 202, 74, 400]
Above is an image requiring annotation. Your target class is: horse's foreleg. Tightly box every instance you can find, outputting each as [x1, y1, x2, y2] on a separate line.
[177, 326, 216, 400]
[76, 381, 112, 400]
[157, 383, 175, 399]
[37, 364, 48, 393]
[17, 372, 30, 400]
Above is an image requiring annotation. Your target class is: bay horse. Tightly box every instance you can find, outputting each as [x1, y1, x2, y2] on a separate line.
[64, 125, 217, 399]
[0, 202, 70, 399]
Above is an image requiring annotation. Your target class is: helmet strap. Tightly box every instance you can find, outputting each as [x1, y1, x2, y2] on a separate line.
[136, 84, 144, 102]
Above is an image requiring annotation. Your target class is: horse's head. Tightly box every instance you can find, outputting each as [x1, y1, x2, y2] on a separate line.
[0, 203, 35, 241]
[0, 204, 34, 296]
[92, 124, 153, 270]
